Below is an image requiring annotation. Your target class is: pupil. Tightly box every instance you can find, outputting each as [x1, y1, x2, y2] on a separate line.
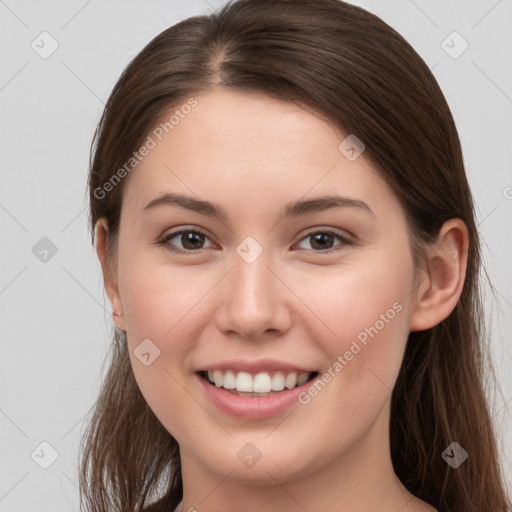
[183, 232, 204, 250]
[179, 232, 334, 251]
[311, 233, 333, 250]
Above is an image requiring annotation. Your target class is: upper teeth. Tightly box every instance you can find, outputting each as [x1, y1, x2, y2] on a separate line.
[207, 370, 311, 393]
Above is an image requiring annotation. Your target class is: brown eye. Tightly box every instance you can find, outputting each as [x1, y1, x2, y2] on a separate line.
[295, 230, 353, 252]
[161, 229, 214, 253]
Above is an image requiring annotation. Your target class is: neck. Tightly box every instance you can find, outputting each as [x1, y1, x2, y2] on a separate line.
[176, 404, 423, 512]
[177, 403, 425, 512]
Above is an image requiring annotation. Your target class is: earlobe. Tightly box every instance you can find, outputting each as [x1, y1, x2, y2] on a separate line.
[409, 219, 469, 332]
[95, 218, 126, 331]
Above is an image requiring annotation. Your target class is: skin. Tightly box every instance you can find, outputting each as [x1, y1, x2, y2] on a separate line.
[96, 89, 468, 512]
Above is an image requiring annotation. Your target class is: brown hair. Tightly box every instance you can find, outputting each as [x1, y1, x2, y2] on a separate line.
[81, 1, 511, 511]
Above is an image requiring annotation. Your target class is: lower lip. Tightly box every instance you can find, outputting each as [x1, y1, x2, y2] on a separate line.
[196, 373, 314, 419]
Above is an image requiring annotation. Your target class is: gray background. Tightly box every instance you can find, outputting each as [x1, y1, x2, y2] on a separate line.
[1, 0, 511, 510]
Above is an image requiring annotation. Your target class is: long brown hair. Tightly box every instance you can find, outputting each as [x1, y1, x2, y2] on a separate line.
[81, 1, 511, 510]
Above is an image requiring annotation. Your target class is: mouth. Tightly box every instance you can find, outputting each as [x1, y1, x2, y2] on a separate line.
[197, 369, 319, 397]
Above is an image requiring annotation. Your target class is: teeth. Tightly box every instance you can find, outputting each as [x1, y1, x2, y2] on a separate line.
[213, 370, 223, 387]
[203, 370, 312, 393]
[285, 373, 297, 389]
[271, 372, 285, 391]
[296, 372, 309, 386]
[236, 372, 253, 392]
[223, 370, 236, 389]
[253, 373, 272, 393]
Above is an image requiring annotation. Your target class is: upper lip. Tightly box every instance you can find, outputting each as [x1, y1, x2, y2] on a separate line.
[197, 358, 316, 374]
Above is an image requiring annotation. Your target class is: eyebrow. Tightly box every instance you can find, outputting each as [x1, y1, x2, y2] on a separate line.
[142, 192, 374, 220]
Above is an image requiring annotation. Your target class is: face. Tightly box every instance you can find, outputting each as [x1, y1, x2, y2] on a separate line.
[108, 89, 422, 484]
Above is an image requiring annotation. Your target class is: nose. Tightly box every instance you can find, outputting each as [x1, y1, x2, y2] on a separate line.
[213, 246, 292, 340]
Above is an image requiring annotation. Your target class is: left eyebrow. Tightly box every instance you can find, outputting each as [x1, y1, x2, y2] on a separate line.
[282, 194, 375, 218]
[142, 193, 229, 221]
[141, 192, 375, 220]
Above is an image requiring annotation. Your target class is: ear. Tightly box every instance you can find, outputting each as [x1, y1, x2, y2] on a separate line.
[95, 218, 126, 331]
[409, 218, 469, 332]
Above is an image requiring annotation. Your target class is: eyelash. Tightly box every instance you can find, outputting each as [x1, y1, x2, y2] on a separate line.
[158, 227, 354, 255]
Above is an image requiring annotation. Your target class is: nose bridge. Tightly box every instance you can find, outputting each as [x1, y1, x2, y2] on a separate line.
[231, 240, 273, 311]
[215, 237, 288, 338]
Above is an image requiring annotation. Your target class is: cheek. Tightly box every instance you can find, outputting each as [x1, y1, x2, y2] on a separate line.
[116, 232, 415, 447]
[118, 244, 208, 344]
[298, 249, 414, 389]
[115, 249, 194, 403]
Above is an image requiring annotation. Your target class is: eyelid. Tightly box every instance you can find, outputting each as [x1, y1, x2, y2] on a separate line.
[158, 226, 355, 254]
[293, 227, 355, 252]
[158, 226, 215, 254]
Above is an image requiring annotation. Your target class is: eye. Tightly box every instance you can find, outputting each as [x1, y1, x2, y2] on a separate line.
[159, 228, 215, 253]
[295, 229, 353, 252]
[158, 227, 354, 255]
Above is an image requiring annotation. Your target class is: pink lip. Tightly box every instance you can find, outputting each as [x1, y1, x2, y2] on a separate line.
[198, 358, 315, 374]
[196, 372, 316, 419]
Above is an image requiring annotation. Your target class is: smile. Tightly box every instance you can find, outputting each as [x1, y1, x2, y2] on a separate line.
[199, 370, 318, 395]
[196, 370, 320, 419]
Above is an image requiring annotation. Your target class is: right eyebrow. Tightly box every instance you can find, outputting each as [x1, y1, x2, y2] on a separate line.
[141, 192, 375, 221]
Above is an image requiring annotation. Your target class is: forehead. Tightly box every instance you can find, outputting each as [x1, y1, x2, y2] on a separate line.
[121, 89, 395, 221]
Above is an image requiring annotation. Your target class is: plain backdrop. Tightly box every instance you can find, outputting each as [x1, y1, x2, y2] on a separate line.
[1, 1, 511, 510]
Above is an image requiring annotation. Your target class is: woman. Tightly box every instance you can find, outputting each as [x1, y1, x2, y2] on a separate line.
[80, 1, 511, 511]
